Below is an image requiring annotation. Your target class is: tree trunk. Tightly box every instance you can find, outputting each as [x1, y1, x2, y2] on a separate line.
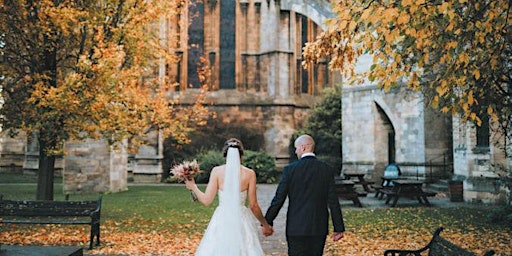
[35, 35, 59, 201]
[36, 139, 56, 200]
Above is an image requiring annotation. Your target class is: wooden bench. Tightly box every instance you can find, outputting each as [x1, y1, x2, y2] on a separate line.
[384, 227, 495, 256]
[0, 195, 103, 250]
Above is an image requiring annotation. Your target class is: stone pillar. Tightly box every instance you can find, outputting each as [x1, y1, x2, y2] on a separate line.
[64, 139, 128, 194]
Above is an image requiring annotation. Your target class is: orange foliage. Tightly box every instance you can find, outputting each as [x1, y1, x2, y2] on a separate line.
[304, 0, 510, 127]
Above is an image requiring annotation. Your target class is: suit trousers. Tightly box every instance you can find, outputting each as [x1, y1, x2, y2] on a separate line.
[287, 235, 326, 256]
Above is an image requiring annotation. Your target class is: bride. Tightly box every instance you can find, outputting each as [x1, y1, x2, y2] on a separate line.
[185, 138, 273, 255]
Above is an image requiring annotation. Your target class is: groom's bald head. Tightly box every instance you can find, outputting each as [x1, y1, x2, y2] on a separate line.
[294, 135, 315, 157]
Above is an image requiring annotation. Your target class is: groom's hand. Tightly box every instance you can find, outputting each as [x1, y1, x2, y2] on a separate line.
[332, 232, 344, 241]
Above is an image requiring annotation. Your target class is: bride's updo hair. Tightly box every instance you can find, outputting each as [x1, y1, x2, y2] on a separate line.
[223, 138, 244, 157]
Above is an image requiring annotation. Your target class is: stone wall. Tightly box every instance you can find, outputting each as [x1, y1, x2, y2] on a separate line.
[202, 89, 314, 168]
[0, 130, 26, 173]
[342, 83, 452, 183]
[452, 117, 509, 204]
[63, 139, 127, 194]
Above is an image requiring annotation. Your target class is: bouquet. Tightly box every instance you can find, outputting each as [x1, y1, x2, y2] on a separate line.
[169, 160, 202, 201]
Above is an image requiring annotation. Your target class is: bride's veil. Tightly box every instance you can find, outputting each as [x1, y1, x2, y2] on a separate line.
[220, 146, 243, 253]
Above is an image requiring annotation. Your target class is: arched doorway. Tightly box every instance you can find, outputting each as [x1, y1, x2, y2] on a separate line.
[374, 102, 395, 178]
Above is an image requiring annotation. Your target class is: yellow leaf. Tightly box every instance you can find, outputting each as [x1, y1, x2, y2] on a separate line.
[472, 69, 480, 80]
[432, 95, 439, 108]
[397, 13, 410, 25]
[361, 8, 372, 20]
[406, 28, 417, 37]
[468, 90, 474, 105]
[439, 2, 450, 14]
[487, 106, 493, 115]
[423, 53, 429, 63]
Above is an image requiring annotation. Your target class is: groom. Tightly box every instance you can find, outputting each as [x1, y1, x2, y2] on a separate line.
[264, 134, 345, 255]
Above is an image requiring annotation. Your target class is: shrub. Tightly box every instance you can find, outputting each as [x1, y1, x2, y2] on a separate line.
[162, 119, 266, 181]
[195, 150, 225, 183]
[244, 151, 279, 184]
[290, 86, 342, 169]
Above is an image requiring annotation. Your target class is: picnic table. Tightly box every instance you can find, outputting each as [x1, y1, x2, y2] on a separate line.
[380, 179, 436, 207]
[374, 176, 400, 199]
[342, 171, 374, 192]
[334, 179, 366, 207]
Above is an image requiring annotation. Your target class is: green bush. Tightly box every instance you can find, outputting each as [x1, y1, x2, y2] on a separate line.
[290, 86, 342, 168]
[195, 150, 225, 183]
[244, 151, 279, 184]
[162, 119, 266, 181]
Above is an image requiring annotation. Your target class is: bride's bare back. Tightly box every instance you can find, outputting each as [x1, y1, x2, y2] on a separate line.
[215, 165, 254, 192]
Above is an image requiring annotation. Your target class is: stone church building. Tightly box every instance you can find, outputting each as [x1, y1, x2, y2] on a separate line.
[1, 0, 509, 204]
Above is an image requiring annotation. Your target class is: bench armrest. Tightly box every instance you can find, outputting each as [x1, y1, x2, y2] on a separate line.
[383, 227, 444, 256]
[89, 194, 103, 219]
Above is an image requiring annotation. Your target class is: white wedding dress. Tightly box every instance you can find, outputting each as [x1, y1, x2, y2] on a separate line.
[194, 147, 265, 255]
[195, 189, 264, 256]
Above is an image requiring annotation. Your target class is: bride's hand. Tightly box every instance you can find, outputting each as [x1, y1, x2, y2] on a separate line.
[262, 224, 273, 237]
[184, 178, 196, 190]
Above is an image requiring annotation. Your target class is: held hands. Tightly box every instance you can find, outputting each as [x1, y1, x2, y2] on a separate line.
[261, 224, 274, 237]
[332, 232, 344, 241]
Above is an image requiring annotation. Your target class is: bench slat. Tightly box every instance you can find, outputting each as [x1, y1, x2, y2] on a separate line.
[429, 236, 476, 256]
[2, 219, 92, 225]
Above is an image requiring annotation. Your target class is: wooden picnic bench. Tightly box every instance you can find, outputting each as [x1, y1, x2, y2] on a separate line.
[380, 179, 436, 207]
[342, 172, 375, 193]
[335, 179, 366, 207]
[0, 195, 103, 250]
[384, 227, 495, 256]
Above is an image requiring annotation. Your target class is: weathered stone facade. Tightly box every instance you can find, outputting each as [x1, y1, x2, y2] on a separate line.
[0, 131, 26, 173]
[341, 81, 453, 184]
[343, 54, 510, 205]
[200, 89, 314, 166]
[452, 117, 511, 204]
[162, 0, 338, 171]
[64, 139, 128, 194]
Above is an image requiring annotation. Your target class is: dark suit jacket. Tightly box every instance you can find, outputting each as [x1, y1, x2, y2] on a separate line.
[265, 155, 345, 237]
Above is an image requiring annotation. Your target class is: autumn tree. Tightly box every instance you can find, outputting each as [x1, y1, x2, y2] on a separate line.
[304, 0, 511, 140]
[0, 0, 210, 200]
